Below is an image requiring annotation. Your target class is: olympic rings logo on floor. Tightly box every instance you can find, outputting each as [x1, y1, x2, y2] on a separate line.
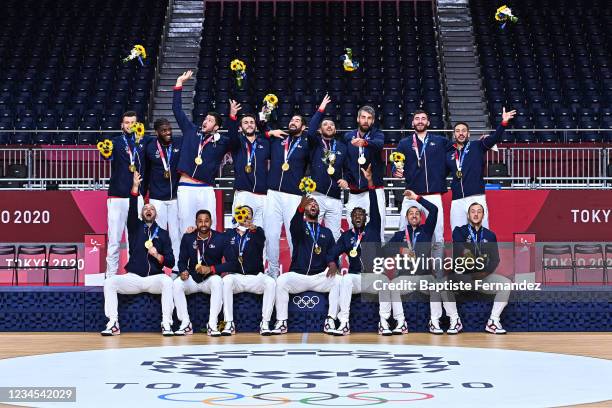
[158, 391, 434, 406]
[292, 295, 320, 309]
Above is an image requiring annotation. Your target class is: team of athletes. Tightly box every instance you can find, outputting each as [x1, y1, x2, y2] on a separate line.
[100, 71, 517, 337]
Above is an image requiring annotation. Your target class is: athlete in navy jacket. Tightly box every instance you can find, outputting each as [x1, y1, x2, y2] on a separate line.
[449, 202, 511, 335]
[144, 118, 183, 273]
[326, 165, 390, 336]
[263, 94, 331, 278]
[173, 208, 227, 337]
[102, 171, 175, 337]
[173, 70, 232, 232]
[447, 108, 516, 231]
[393, 110, 453, 240]
[384, 191, 458, 335]
[218, 206, 276, 336]
[343, 105, 387, 241]
[309, 118, 348, 241]
[102, 111, 147, 277]
[226, 100, 271, 227]
[272, 194, 342, 335]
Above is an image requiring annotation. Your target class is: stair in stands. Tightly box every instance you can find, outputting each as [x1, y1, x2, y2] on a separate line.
[437, 0, 489, 131]
[150, 0, 204, 129]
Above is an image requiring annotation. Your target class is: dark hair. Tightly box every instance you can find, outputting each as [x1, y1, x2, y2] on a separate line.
[351, 207, 367, 217]
[195, 209, 212, 220]
[153, 118, 171, 131]
[406, 206, 421, 216]
[320, 117, 336, 127]
[240, 113, 257, 124]
[206, 112, 222, 127]
[454, 121, 470, 132]
[468, 202, 485, 214]
[121, 111, 137, 121]
[412, 109, 429, 119]
[291, 114, 306, 127]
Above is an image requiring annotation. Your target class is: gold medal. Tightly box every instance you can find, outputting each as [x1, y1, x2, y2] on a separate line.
[327, 165, 335, 175]
[144, 240, 153, 249]
[196, 262, 202, 270]
[128, 164, 136, 172]
[195, 156, 203, 165]
[456, 170, 463, 178]
[349, 249, 358, 258]
[281, 162, 290, 171]
[314, 245, 322, 255]
[358, 156, 366, 165]
[245, 164, 252, 173]
[163, 170, 170, 179]
[407, 249, 416, 258]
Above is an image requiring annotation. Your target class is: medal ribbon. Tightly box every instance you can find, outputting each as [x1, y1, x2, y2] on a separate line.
[283, 136, 301, 164]
[147, 225, 159, 242]
[468, 225, 482, 255]
[355, 131, 369, 160]
[306, 222, 321, 249]
[123, 134, 136, 168]
[196, 132, 214, 163]
[405, 227, 419, 251]
[352, 229, 364, 252]
[246, 140, 257, 166]
[237, 231, 250, 258]
[196, 233, 212, 265]
[412, 134, 429, 164]
[156, 140, 172, 172]
[454, 141, 471, 173]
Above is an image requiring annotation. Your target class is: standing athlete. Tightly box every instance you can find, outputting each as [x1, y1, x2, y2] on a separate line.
[264, 94, 331, 277]
[448, 108, 516, 230]
[102, 111, 146, 277]
[144, 118, 182, 274]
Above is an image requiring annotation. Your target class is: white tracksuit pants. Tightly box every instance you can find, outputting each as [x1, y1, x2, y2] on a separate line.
[381, 275, 459, 321]
[335, 273, 392, 323]
[312, 191, 343, 241]
[232, 190, 267, 228]
[450, 194, 490, 232]
[222, 273, 276, 323]
[177, 185, 216, 234]
[449, 273, 511, 320]
[106, 196, 143, 276]
[275, 271, 342, 321]
[149, 198, 180, 271]
[263, 190, 302, 278]
[346, 189, 386, 242]
[173, 274, 223, 327]
[399, 194, 445, 278]
[103, 272, 173, 325]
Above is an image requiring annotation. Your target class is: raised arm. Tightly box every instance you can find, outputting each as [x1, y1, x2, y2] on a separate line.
[404, 189, 438, 236]
[173, 70, 197, 136]
[482, 107, 516, 150]
[227, 99, 242, 151]
[127, 171, 142, 234]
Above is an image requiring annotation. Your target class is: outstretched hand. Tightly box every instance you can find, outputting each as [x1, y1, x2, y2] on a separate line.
[176, 70, 193, 87]
[502, 107, 517, 123]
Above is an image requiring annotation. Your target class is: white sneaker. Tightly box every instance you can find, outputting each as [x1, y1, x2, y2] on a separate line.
[378, 318, 392, 336]
[161, 322, 174, 337]
[221, 321, 235, 336]
[174, 321, 193, 336]
[260, 321, 272, 336]
[486, 318, 507, 334]
[100, 319, 120, 336]
[428, 319, 443, 335]
[271, 320, 288, 335]
[392, 319, 408, 335]
[323, 316, 337, 335]
[334, 321, 351, 336]
[447, 317, 464, 335]
[207, 323, 221, 337]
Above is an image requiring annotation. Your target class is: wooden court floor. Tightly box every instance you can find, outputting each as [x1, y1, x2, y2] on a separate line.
[0, 332, 610, 407]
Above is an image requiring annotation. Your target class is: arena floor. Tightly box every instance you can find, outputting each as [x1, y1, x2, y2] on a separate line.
[0, 332, 610, 408]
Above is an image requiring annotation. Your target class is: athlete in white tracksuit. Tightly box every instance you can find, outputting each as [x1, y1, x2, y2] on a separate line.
[264, 95, 331, 278]
[101, 171, 175, 336]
